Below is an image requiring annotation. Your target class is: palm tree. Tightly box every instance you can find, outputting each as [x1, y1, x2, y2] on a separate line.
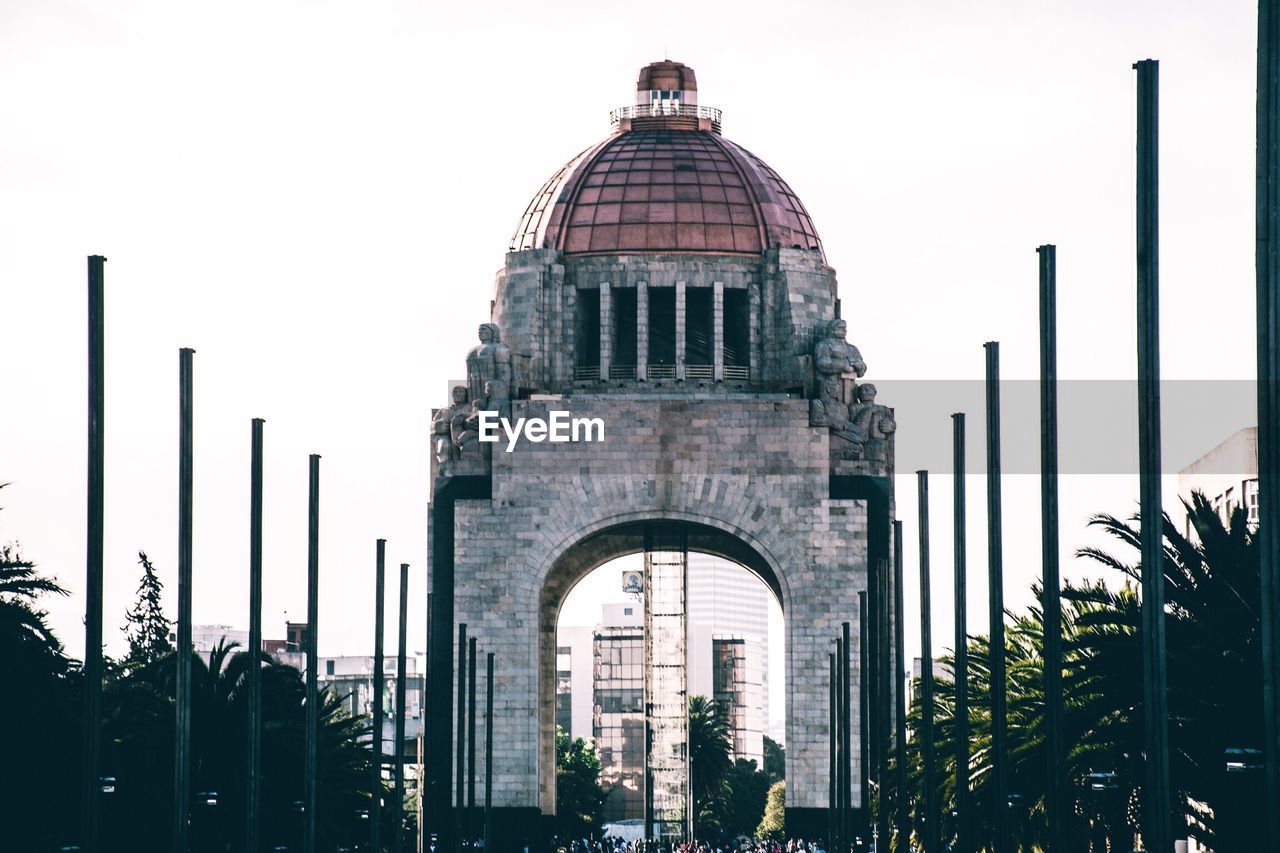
[901, 492, 1263, 850]
[102, 640, 382, 852]
[0, 530, 79, 851]
[688, 694, 732, 839]
[0, 540, 69, 657]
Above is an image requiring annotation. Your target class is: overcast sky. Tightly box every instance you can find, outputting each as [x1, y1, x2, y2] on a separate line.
[0, 1, 1262, 705]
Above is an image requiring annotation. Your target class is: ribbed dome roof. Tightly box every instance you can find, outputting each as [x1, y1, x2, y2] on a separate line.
[509, 66, 824, 260]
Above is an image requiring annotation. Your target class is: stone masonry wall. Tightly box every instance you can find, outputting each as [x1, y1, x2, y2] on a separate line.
[436, 394, 878, 815]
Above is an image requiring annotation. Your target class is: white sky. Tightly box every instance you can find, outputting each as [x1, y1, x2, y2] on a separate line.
[0, 1, 1262, 695]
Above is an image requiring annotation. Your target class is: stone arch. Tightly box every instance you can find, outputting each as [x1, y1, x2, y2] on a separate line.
[535, 511, 790, 814]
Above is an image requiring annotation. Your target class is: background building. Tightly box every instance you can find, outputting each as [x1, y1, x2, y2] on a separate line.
[557, 561, 772, 823]
[1177, 426, 1259, 534]
[191, 623, 422, 774]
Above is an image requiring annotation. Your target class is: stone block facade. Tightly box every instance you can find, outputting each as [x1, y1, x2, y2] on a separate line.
[432, 393, 886, 820]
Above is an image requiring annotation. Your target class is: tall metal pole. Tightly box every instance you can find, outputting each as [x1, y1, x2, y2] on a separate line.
[373, 540, 386, 853]
[1257, 1, 1280, 846]
[304, 454, 321, 852]
[918, 472, 938, 852]
[395, 563, 410, 853]
[83, 255, 105, 853]
[174, 347, 195, 853]
[455, 623, 468, 848]
[876, 559, 891, 850]
[468, 636, 478, 839]
[984, 341, 1009, 853]
[858, 591, 871, 840]
[484, 652, 494, 852]
[841, 620, 852, 847]
[829, 650, 837, 852]
[952, 413, 971, 853]
[248, 418, 265, 853]
[893, 520, 909, 850]
[1134, 58, 1173, 853]
[835, 634, 847, 849]
[1038, 244, 1067, 849]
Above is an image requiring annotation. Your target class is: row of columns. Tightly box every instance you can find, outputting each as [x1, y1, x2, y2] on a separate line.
[596, 280, 728, 381]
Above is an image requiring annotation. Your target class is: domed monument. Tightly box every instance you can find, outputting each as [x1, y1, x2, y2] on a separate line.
[427, 61, 895, 847]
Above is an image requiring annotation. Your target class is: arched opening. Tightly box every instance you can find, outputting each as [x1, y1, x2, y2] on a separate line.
[538, 519, 787, 839]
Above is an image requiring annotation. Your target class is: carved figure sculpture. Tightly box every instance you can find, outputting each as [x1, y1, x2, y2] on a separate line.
[845, 382, 896, 460]
[810, 318, 867, 428]
[452, 380, 493, 461]
[433, 385, 469, 464]
[466, 323, 513, 417]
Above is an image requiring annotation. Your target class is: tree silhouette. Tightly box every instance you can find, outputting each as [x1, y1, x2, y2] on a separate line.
[122, 550, 171, 666]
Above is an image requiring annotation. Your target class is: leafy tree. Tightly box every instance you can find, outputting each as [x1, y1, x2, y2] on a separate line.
[757, 780, 785, 840]
[763, 735, 785, 783]
[719, 758, 772, 840]
[555, 725, 606, 840]
[122, 550, 171, 666]
[688, 695, 733, 837]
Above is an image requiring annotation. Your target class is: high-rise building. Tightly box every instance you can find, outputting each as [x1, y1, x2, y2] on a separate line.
[557, 560, 771, 823]
[592, 604, 645, 824]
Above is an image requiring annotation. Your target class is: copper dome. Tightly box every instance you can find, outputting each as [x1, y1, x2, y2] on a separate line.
[509, 63, 824, 260]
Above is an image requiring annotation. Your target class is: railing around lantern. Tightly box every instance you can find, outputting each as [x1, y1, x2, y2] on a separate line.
[609, 103, 723, 130]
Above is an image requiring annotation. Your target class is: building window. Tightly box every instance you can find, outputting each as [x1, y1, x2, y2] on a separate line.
[594, 628, 645, 822]
[576, 288, 601, 376]
[685, 286, 713, 371]
[723, 288, 749, 372]
[648, 286, 676, 377]
[556, 645, 573, 735]
[612, 287, 637, 378]
[326, 659, 335, 676]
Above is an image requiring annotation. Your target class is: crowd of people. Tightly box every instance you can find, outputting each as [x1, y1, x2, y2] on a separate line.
[555, 839, 833, 853]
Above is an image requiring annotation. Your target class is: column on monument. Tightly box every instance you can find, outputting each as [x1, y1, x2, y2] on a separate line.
[599, 281, 611, 380]
[637, 280, 649, 381]
[675, 280, 686, 381]
[713, 281, 724, 381]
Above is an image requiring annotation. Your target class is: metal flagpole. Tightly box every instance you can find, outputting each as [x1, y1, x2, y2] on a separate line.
[1038, 244, 1067, 849]
[468, 636, 478, 842]
[373, 541, 386, 853]
[829, 649, 838, 852]
[304, 454, 321, 852]
[835, 634, 846, 849]
[174, 347, 195, 853]
[1134, 58, 1173, 853]
[893, 520, 909, 850]
[985, 342, 1010, 853]
[484, 652, 495, 852]
[83, 255, 106, 853]
[1257, 1, 1280, 845]
[395, 563, 410, 853]
[952, 413, 971, 853]
[918, 472, 938, 852]
[858, 591, 871, 843]
[841, 620, 852, 847]
[248, 418, 265, 853]
[455, 624, 468, 848]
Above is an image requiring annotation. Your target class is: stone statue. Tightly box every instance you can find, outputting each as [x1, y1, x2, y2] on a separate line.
[452, 380, 493, 461]
[466, 323, 513, 416]
[810, 318, 867, 428]
[433, 385, 469, 464]
[845, 383, 896, 460]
